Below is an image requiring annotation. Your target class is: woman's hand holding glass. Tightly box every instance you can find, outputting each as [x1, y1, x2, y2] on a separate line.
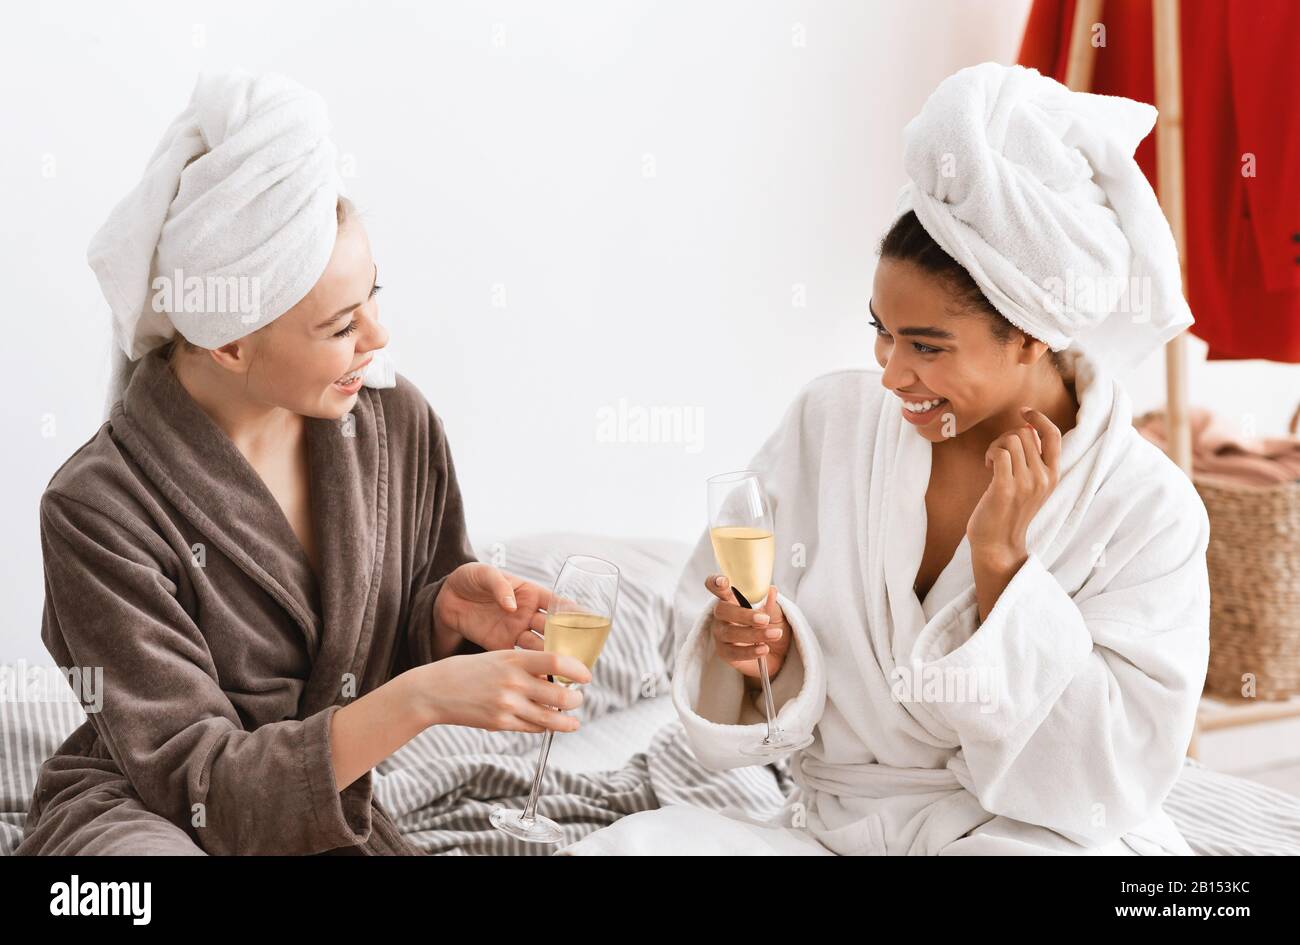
[490, 554, 620, 843]
[705, 575, 792, 686]
[411, 649, 590, 734]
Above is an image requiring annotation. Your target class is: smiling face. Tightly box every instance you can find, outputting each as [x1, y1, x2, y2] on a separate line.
[197, 215, 390, 420]
[870, 256, 1056, 448]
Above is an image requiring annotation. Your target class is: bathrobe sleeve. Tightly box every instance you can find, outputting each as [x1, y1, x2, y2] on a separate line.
[38, 490, 382, 856]
[907, 484, 1211, 847]
[672, 593, 827, 770]
[670, 381, 831, 770]
[401, 402, 483, 669]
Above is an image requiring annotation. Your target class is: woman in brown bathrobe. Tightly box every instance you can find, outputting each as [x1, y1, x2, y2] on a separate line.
[16, 197, 591, 856]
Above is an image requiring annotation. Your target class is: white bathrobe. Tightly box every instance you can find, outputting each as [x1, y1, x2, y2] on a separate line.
[563, 348, 1210, 856]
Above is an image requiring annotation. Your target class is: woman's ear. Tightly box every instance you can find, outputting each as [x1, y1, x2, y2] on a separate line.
[1016, 332, 1053, 368]
[209, 338, 256, 377]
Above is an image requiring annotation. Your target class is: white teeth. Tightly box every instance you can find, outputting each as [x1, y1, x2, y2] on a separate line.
[903, 398, 945, 412]
[336, 371, 361, 385]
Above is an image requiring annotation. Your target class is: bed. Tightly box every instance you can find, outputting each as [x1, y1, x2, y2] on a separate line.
[3, 533, 1298, 855]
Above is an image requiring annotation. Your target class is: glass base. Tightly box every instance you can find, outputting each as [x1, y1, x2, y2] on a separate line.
[490, 806, 564, 843]
[739, 730, 815, 757]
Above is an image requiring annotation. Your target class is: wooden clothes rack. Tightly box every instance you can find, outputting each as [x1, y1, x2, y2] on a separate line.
[1064, 0, 1191, 471]
[1063, 0, 1300, 760]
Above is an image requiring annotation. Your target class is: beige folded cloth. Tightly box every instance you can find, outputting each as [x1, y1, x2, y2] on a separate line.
[1135, 405, 1300, 487]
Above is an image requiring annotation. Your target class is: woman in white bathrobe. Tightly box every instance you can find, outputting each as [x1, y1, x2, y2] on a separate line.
[561, 64, 1210, 857]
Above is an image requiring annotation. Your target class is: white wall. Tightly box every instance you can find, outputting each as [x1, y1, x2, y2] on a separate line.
[2, 0, 1296, 662]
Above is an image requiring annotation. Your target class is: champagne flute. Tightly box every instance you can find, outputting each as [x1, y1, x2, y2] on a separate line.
[490, 554, 620, 843]
[708, 470, 813, 757]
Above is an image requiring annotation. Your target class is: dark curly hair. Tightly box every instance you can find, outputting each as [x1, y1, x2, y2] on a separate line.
[878, 209, 1066, 375]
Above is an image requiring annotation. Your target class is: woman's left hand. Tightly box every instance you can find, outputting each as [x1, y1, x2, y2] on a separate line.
[966, 407, 1062, 567]
[433, 563, 551, 652]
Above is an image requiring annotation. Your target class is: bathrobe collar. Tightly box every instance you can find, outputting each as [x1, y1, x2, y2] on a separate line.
[111, 347, 389, 662]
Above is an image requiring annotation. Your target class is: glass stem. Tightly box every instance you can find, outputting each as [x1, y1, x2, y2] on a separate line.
[521, 729, 554, 824]
[757, 654, 782, 742]
[521, 678, 572, 823]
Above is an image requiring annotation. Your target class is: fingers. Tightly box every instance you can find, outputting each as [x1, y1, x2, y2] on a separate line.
[1002, 431, 1029, 478]
[986, 430, 1026, 474]
[716, 619, 783, 646]
[523, 676, 585, 712]
[1010, 424, 1054, 490]
[712, 597, 767, 624]
[516, 649, 592, 686]
[761, 585, 786, 620]
[514, 698, 581, 733]
[514, 627, 545, 651]
[1021, 407, 1062, 475]
[987, 421, 1056, 494]
[513, 675, 582, 732]
[1022, 421, 1043, 454]
[987, 446, 1013, 485]
[485, 566, 519, 612]
[1005, 428, 1033, 478]
[985, 439, 1002, 471]
[717, 586, 783, 636]
[718, 641, 771, 663]
[530, 583, 554, 612]
[988, 407, 1062, 477]
[704, 574, 733, 602]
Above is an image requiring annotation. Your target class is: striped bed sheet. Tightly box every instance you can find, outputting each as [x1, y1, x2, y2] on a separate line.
[3, 691, 1298, 856]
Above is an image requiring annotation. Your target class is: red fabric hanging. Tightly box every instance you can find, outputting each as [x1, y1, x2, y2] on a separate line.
[1017, 0, 1300, 363]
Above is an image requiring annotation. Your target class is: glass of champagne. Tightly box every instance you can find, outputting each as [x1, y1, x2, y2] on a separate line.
[490, 554, 619, 843]
[708, 470, 813, 757]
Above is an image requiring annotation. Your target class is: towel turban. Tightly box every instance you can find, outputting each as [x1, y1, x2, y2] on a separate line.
[894, 62, 1193, 374]
[90, 69, 394, 420]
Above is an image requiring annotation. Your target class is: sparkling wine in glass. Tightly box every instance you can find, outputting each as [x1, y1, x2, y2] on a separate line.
[707, 470, 813, 757]
[489, 554, 619, 843]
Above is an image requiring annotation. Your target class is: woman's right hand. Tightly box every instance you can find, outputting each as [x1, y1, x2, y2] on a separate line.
[705, 574, 792, 686]
[409, 649, 592, 734]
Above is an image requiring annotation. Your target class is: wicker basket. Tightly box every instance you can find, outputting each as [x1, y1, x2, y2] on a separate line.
[1194, 403, 1300, 701]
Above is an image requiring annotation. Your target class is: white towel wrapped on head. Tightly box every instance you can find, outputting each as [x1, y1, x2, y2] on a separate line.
[90, 69, 395, 420]
[895, 61, 1192, 374]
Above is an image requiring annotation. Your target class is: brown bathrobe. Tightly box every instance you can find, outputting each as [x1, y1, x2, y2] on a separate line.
[16, 346, 484, 855]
